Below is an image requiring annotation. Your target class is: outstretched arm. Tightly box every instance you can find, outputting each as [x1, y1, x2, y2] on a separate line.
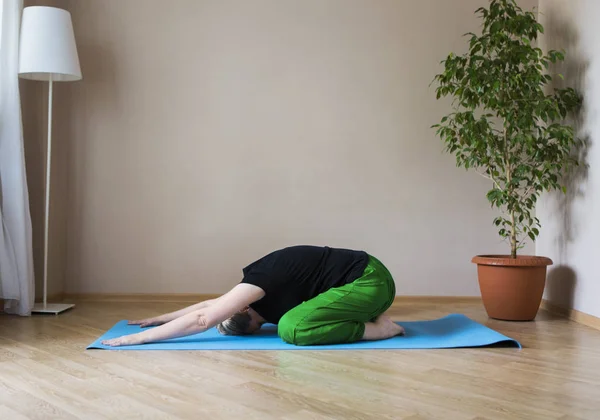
[102, 284, 265, 346]
[128, 297, 222, 327]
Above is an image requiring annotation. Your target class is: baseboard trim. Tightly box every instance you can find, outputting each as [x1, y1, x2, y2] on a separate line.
[63, 293, 221, 303]
[35, 293, 65, 303]
[395, 296, 482, 304]
[15, 293, 600, 330]
[62, 293, 482, 304]
[541, 300, 600, 331]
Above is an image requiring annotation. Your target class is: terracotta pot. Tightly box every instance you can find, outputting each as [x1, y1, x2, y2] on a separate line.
[472, 255, 553, 321]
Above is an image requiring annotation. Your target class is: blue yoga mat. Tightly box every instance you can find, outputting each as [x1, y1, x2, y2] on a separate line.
[87, 314, 521, 350]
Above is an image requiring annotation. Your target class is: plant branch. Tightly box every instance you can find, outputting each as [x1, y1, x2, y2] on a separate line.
[520, 185, 534, 198]
[475, 169, 504, 191]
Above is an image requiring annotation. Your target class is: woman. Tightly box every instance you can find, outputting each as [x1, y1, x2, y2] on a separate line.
[102, 245, 404, 347]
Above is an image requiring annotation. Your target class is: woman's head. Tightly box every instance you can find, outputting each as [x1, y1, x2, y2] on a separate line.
[216, 307, 264, 336]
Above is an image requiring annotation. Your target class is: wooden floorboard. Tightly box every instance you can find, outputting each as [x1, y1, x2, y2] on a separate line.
[1, 301, 599, 419]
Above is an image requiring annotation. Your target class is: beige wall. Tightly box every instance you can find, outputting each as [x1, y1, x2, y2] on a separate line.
[25, 0, 538, 296]
[537, 0, 600, 318]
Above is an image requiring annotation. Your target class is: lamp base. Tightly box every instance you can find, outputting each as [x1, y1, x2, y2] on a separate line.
[32, 302, 75, 315]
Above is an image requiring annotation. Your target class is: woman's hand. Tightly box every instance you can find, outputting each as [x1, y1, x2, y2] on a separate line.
[128, 316, 166, 328]
[102, 333, 145, 347]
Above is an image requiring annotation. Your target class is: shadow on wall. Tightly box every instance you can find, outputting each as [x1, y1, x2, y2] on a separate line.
[20, 79, 46, 299]
[543, 5, 591, 309]
[62, 42, 119, 291]
[546, 265, 577, 309]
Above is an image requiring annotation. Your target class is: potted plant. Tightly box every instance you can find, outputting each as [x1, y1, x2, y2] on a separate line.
[432, 0, 583, 320]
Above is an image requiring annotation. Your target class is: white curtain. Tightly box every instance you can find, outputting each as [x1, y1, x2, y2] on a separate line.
[0, 0, 35, 316]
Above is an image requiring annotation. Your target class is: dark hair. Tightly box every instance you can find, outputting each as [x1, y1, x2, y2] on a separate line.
[216, 311, 253, 336]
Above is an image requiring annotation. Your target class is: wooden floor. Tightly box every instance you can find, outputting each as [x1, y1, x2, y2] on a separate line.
[1, 301, 599, 420]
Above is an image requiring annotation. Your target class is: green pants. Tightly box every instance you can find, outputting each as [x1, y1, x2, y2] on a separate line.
[277, 255, 396, 346]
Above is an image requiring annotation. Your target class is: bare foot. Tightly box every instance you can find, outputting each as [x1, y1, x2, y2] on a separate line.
[362, 315, 405, 341]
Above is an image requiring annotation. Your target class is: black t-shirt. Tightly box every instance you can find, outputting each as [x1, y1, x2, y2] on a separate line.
[240, 245, 369, 323]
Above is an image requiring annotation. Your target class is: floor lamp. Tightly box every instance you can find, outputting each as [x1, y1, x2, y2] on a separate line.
[18, 6, 82, 314]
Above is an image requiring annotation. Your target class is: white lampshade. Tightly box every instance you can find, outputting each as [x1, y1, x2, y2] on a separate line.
[18, 6, 82, 82]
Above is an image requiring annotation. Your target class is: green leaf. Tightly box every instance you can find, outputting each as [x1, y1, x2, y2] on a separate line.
[536, 23, 544, 34]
